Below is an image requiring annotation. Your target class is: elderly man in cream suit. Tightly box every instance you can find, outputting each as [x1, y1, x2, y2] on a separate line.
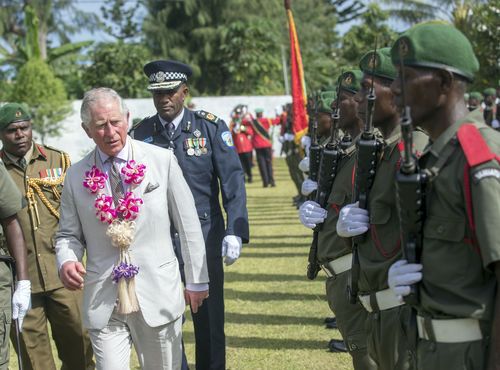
[55, 87, 209, 370]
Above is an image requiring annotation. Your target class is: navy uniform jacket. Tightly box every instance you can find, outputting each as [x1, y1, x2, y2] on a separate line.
[130, 109, 249, 258]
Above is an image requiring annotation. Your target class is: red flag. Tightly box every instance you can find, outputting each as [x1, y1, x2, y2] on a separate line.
[284, 0, 308, 142]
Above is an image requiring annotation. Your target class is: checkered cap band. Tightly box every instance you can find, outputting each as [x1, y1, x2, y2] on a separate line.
[149, 71, 187, 83]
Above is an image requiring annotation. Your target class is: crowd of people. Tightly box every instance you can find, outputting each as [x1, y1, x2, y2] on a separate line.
[0, 18, 498, 370]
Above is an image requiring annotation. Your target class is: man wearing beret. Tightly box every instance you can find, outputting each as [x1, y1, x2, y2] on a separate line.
[468, 91, 483, 111]
[388, 22, 500, 370]
[299, 70, 377, 370]
[0, 103, 94, 370]
[0, 159, 30, 370]
[335, 48, 428, 370]
[483, 88, 499, 129]
[130, 60, 249, 370]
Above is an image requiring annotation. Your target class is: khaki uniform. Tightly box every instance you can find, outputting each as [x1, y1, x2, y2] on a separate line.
[0, 161, 24, 370]
[1, 143, 94, 370]
[415, 110, 500, 369]
[317, 138, 376, 370]
[355, 127, 428, 370]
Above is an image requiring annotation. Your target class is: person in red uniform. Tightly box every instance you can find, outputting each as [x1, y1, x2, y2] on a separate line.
[249, 108, 280, 187]
[229, 105, 254, 183]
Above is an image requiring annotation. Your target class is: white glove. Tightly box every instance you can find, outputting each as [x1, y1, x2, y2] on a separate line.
[301, 179, 318, 196]
[221, 235, 242, 266]
[388, 260, 423, 302]
[12, 280, 31, 332]
[299, 200, 327, 229]
[278, 135, 285, 143]
[337, 202, 370, 237]
[284, 133, 295, 141]
[300, 135, 311, 150]
[298, 157, 310, 173]
[492, 119, 500, 129]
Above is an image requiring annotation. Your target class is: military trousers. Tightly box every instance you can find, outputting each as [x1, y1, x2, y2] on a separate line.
[365, 304, 415, 370]
[255, 147, 275, 187]
[238, 152, 253, 182]
[284, 148, 304, 194]
[0, 262, 11, 370]
[326, 271, 376, 370]
[416, 337, 488, 370]
[11, 287, 94, 370]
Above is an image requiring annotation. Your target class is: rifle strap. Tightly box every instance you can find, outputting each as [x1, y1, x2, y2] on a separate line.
[421, 139, 459, 181]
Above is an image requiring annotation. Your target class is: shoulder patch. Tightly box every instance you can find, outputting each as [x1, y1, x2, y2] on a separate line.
[472, 168, 500, 183]
[457, 124, 497, 167]
[196, 110, 219, 124]
[42, 144, 65, 155]
[221, 131, 234, 147]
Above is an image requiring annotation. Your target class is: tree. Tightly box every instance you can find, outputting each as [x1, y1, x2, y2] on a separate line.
[10, 58, 70, 143]
[82, 42, 152, 98]
[100, 0, 141, 41]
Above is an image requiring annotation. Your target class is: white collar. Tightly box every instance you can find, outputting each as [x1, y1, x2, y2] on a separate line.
[158, 108, 185, 130]
[97, 136, 130, 164]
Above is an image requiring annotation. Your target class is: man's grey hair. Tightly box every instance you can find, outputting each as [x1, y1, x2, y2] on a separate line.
[80, 87, 129, 127]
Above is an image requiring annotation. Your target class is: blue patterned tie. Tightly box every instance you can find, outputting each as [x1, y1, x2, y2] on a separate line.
[167, 122, 175, 138]
[107, 157, 124, 207]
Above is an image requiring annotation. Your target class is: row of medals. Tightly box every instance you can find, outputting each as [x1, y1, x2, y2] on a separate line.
[184, 138, 208, 156]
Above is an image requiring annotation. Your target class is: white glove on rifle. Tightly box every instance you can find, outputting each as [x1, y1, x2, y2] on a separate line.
[337, 202, 369, 237]
[12, 280, 31, 332]
[284, 133, 295, 141]
[298, 157, 310, 173]
[221, 235, 242, 266]
[388, 259, 423, 302]
[301, 179, 318, 196]
[299, 200, 327, 229]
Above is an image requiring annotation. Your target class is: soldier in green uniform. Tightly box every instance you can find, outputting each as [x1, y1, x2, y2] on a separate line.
[0, 103, 94, 370]
[388, 22, 500, 370]
[468, 91, 483, 111]
[0, 159, 30, 370]
[300, 69, 377, 370]
[336, 48, 429, 370]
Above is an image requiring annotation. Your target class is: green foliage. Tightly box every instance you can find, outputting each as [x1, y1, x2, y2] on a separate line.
[82, 42, 152, 98]
[101, 0, 141, 41]
[340, 3, 397, 69]
[10, 59, 70, 143]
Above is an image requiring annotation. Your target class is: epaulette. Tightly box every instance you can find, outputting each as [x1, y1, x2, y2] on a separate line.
[41, 144, 66, 156]
[130, 117, 149, 132]
[196, 110, 219, 124]
[456, 124, 498, 167]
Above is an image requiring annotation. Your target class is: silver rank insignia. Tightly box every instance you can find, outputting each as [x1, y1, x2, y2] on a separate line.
[194, 129, 201, 138]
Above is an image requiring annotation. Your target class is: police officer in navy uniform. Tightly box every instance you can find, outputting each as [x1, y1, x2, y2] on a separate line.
[130, 60, 250, 370]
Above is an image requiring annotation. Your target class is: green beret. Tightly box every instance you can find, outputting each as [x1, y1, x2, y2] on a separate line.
[255, 108, 264, 113]
[359, 48, 397, 80]
[338, 69, 363, 94]
[483, 88, 496, 97]
[0, 103, 31, 130]
[469, 91, 483, 100]
[317, 90, 337, 114]
[391, 21, 479, 82]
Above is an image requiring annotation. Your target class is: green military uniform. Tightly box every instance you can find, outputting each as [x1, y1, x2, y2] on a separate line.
[0, 160, 24, 369]
[352, 49, 429, 370]
[1, 143, 94, 370]
[316, 72, 376, 370]
[391, 22, 500, 370]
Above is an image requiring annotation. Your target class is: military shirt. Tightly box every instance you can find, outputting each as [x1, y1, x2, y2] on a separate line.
[357, 127, 428, 294]
[317, 139, 357, 263]
[0, 161, 23, 219]
[418, 109, 500, 321]
[1, 143, 69, 294]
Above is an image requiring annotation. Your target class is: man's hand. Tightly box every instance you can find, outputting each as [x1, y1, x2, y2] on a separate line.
[60, 261, 86, 290]
[337, 202, 370, 237]
[185, 289, 209, 314]
[221, 235, 242, 266]
[388, 260, 423, 303]
[12, 280, 31, 332]
[299, 200, 327, 229]
[301, 179, 318, 196]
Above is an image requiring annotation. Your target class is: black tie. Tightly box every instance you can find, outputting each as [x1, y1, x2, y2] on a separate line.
[107, 157, 124, 207]
[18, 157, 27, 170]
[167, 122, 175, 138]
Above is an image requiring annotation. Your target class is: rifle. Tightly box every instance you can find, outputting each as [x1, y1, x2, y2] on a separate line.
[306, 82, 343, 280]
[348, 43, 383, 303]
[308, 93, 321, 185]
[395, 46, 426, 307]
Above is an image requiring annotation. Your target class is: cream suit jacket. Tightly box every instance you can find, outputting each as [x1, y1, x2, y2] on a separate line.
[55, 138, 208, 330]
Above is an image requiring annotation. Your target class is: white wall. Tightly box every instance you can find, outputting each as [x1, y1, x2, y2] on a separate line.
[42, 95, 291, 161]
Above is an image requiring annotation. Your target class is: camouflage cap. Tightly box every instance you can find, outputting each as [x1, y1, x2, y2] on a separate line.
[359, 48, 397, 80]
[0, 103, 31, 130]
[338, 69, 363, 94]
[317, 90, 337, 114]
[469, 91, 483, 100]
[391, 21, 479, 82]
[483, 88, 496, 97]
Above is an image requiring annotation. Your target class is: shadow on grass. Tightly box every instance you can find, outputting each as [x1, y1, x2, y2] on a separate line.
[243, 252, 307, 258]
[225, 312, 325, 326]
[245, 243, 308, 249]
[225, 271, 306, 282]
[225, 288, 325, 301]
[250, 235, 310, 240]
[226, 336, 328, 350]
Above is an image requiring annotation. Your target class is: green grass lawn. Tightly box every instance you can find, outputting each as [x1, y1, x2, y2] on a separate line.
[10, 158, 354, 370]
